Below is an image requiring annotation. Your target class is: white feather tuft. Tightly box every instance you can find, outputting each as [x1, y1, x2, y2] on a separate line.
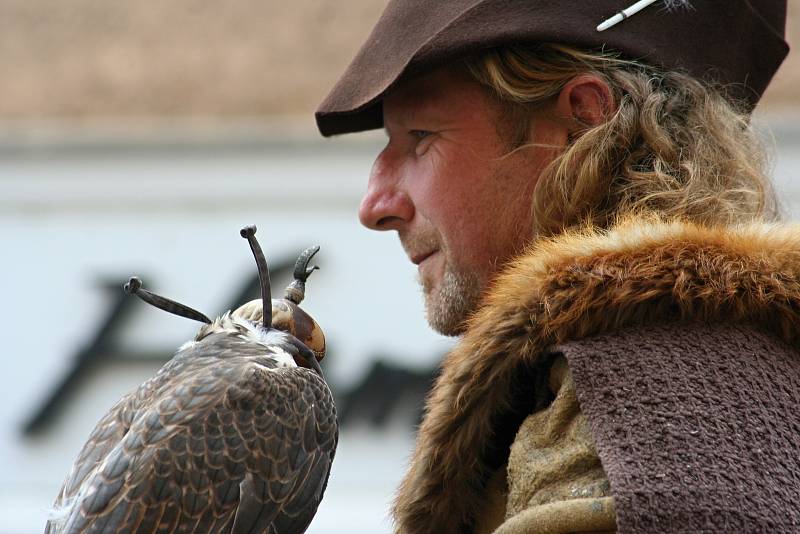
[46, 490, 82, 531]
[47, 501, 72, 524]
[233, 320, 298, 368]
[265, 347, 298, 368]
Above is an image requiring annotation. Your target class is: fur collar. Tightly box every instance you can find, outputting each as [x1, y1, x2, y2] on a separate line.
[393, 216, 800, 533]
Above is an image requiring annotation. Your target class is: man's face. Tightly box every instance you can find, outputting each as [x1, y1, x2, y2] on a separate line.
[359, 67, 563, 335]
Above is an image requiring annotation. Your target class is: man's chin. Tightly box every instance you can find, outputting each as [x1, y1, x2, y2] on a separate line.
[422, 270, 482, 337]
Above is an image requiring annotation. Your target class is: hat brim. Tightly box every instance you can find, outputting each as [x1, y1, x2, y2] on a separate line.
[316, 0, 788, 137]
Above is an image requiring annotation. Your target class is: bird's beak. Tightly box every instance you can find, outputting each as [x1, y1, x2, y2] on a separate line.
[295, 351, 324, 376]
[290, 340, 324, 377]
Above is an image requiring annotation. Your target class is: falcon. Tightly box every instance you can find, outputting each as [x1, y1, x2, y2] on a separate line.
[46, 226, 338, 533]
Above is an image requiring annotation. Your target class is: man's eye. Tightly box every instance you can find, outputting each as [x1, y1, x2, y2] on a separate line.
[410, 130, 435, 156]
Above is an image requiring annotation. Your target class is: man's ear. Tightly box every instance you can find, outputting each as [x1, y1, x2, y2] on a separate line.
[555, 74, 616, 132]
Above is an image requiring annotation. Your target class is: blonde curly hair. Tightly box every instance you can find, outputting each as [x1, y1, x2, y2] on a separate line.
[463, 44, 780, 236]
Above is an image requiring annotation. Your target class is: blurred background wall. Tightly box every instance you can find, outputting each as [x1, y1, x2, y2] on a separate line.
[1, 2, 798, 533]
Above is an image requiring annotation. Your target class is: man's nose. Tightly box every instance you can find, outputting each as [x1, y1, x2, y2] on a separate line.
[358, 149, 415, 231]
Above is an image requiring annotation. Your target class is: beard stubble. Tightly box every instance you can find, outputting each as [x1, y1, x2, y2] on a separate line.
[421, 267, 482, 336]
[401, 228, 483, 337]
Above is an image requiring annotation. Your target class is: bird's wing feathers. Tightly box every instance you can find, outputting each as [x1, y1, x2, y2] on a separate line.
[50, 337, 337, 534]
[55, 394, 136, 505]
[229, 365, 338, 534]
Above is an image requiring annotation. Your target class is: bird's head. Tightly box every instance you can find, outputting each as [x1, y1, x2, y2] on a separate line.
[231, 236, 326, 362]
[123, 225, 326, 374]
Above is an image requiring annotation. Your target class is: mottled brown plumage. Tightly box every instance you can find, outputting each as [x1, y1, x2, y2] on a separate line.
[47, 229, 337, 534]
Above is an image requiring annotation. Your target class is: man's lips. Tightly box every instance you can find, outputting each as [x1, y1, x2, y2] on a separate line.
[411, 250, 437, 265]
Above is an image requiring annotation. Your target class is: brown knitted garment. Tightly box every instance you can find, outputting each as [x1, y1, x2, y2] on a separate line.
[559, 322, 800, 533]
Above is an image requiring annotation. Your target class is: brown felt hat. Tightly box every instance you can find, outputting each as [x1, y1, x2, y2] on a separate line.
[316, 0, 789, 137]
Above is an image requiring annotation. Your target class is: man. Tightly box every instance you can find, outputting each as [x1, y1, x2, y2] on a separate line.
[317, 1, 798, 532]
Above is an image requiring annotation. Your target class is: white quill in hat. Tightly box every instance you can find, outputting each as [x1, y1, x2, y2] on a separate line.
[597, 0, 693, 32]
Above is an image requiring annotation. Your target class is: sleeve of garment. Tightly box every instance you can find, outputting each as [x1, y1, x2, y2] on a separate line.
[493, 354, 617, 534]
